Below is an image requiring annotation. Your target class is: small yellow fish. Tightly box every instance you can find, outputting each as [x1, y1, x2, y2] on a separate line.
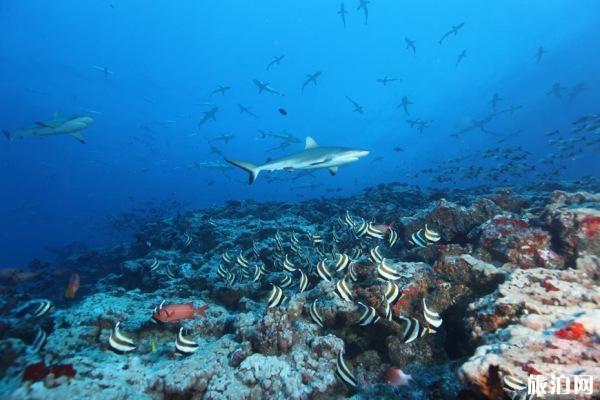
[150, 338, 156, 353]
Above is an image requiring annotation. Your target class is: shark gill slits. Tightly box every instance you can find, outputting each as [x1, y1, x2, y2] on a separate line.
[335, 350, 358, 388]
[309, 299, 324, 327]
[267, 284, 286, 309]
[175, 327, 199, 354]
[108, 321, 136, 353]
[356, 302, 380, 326]
[334, 277, 353, 301]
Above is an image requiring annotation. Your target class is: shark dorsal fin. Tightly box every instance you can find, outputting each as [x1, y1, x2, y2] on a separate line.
[305, 137, 319, 150]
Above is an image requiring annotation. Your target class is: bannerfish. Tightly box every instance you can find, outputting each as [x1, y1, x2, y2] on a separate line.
[152, 301, 208, 323]
[64, 272, 80, 299]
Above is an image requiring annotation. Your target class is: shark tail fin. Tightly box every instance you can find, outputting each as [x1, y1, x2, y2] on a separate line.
[3, 131, 12, 141]
[224, 157, 260, 184]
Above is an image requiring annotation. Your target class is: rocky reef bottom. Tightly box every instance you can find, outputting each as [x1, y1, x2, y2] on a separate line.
[0, 180, 599, 399]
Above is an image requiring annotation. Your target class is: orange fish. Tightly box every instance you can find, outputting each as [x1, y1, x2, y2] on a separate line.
[64, 272, 80, 299]
[152, 301, 208, 323]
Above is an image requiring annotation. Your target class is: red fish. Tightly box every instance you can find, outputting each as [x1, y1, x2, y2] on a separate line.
[152, 301, 208, 323]
[64, 272, 80, 299]
[384, 367, 413, 387]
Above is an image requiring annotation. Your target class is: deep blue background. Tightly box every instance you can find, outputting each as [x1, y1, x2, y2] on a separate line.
[1, 0, 599, 267]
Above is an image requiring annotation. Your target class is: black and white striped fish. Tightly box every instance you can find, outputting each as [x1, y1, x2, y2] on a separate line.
[283, 254, 296, 272]
[291, 233, 301, 246]
[377, 261, 401, 281]
[317, 260, 332, 282]
[351, 247, 362, 260]
[236, 252, 250, 269]
[356, 302, 380, 326]
[310, 233, 324, 245]
[175, 327, 199, 354]
[502, 375, 534, 400]
[335, 350, 358, 388]
[423, 298, 443, 328]
[387, 229, 398, 247]
[365, 222, 385, 239]
[410, 229, 428, 247]
[424, 224, 441, 242]
[222, 251, 233, 264]
[298, 270, 308, 292]
[29, 299, 53, 318]
[253, 265, 263, 282]
[369, 246, 384, 263]
[30, 325, 46, 353]
[149, 257, 161, 271]
[334, 277, 353, 301]
[267, 284, 286, 308]
[183, 232, 192, 247]
[252, 241, 261, 258]
[398, 316, 434, 343]
[108, 321, 136, 353]
[383, 298, 392, 320]
[165, 264, 177, 279]
[309, 299, 324, 327]
[226, 271, 237, 287]
[280, 273, 293, 288]
[217, 264, 228, 280]
[384, 281, 402, 304]
[348, 264, 358, 282]
[343, 210, 355, 228]
[354, 218, 369, 237]
[334, 253, 351, 272]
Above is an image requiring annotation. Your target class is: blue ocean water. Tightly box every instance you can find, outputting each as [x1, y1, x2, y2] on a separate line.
[0, 0, 599, 267]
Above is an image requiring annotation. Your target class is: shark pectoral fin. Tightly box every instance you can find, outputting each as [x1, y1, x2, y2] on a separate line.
[328, 167, 339, 176]
[70, 132, 86, 143]
[224, 157, 260, 184]
[304, 137, 319, 149]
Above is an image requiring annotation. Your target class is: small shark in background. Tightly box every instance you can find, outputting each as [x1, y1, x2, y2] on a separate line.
[193, 161, 231, 173]
[4, 113, 94, 143]
[266, 55, 285, 70]
[569, 82, 587, 101]
[253, 79, 284, 96]
[399, 96, 413, 115]
[302, 72, 322, 92]
[92, 65, 114, 79]
[209, 133, 235, 144]
[345, 96, 364, 114]
[225, 137, 369, 184]
[489, 93, 502, 110]
[547, 82, 564, 99]
[237, 104, 257, 117]
[210, 85, 231, 96]
[456, 50, 467, 67]
[405, 37, 416, 55]
[338, 3, 348, 28]
[535, 46, 546, 63]
[376, 76, 399, 86]
[210, 145, 224, 157]
[357, 0, 370, 25]
[198, 106, 219, 127]
[438, 22, 465, 44]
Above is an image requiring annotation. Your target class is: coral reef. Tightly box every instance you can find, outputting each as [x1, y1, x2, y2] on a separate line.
[0, 181, 598, 399]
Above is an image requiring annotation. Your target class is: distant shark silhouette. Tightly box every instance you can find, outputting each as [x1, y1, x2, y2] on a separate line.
[4, 113, 94, 143]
